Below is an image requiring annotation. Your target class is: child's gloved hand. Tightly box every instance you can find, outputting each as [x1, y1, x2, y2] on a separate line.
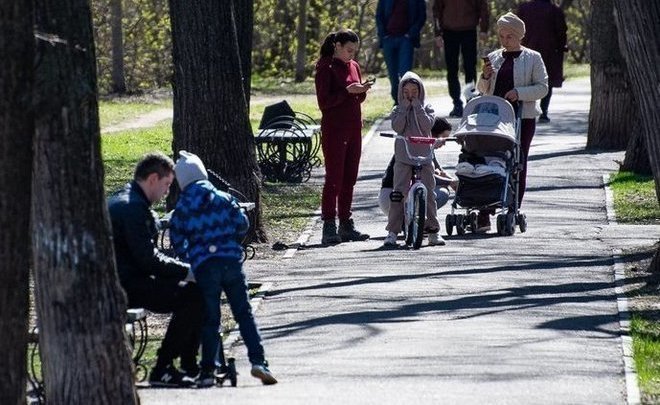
[400, 97, 412, 109]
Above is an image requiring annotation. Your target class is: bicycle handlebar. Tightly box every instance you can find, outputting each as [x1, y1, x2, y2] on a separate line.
[380, 132, 459, 143]
[380, 132, 440, 164]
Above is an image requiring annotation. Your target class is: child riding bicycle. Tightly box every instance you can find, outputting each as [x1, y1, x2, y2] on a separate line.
[378, 116, 456, 217]
[384, 71, 444, 247]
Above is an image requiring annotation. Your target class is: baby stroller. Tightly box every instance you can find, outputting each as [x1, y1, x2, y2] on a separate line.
[445, 95, 527, 236]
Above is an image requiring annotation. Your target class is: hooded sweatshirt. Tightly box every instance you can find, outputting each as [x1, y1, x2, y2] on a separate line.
[390, 71, 436, 166]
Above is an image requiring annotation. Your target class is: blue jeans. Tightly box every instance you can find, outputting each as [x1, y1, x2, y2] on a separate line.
[194, 256, 265, 371]
[382, 35, 414, 103]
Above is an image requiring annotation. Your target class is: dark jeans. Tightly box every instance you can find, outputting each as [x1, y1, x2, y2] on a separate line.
[382, 35, 414, 103]
[194, 257, 265, 371]
[124, 277, 203, 372]
[540, 87, 553, 115]
[443, 29, 478, 107]
[518, 118, 536, 206]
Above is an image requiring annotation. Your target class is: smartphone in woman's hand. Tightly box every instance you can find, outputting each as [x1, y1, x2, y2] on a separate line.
[361, 76, 376, 86]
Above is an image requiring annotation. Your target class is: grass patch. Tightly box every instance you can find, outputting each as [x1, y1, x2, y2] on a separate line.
[632, 315, 660, 403]
[102, 122, 173, 196]
[261, 183, 321, 243]
[610, 171, 660, 224]
[99, 97, 172, 129]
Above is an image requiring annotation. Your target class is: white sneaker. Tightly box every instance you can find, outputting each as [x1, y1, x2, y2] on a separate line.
[383, 232, 398, 246]
[428, 232, 445, 246]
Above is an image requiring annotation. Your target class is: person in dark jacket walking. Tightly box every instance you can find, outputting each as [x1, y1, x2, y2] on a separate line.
[169, 151, 277, 387]
[314, 29, 371, 245]
[376, 0, 427, 104]
[433, 0, 490, 117]
[107, 152, 203, 387]
[517, 0, 568, 123]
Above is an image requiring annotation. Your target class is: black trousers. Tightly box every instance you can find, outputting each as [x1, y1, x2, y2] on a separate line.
[124, 277, 204, 372]
[443, 29, 478, 107]
[540, 87, 553, 115]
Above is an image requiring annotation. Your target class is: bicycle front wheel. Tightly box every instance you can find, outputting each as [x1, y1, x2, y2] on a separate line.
[407, 188, 426, 249]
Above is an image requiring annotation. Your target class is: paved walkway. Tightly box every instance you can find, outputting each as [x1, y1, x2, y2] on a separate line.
[140, 78, 660, 404]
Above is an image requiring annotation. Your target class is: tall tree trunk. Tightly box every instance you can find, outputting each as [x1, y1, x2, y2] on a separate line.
[294, 0, 309, 82]
[621, 123, 652, 175]
[32, 1, 138, 403]
[234, 0, 254, 106]
[110, 0, 127, 93]
[586, 0, 633, 150]
[612, 0, 660, 272]
[169, 0, 266, 242]
[0, 1, 34, 403]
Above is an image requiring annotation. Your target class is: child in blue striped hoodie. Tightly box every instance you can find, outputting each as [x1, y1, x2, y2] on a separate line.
[169, 151, 277, 387]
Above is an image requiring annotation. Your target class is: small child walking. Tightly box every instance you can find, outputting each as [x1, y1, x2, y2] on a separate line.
[169, 151, 277, 387]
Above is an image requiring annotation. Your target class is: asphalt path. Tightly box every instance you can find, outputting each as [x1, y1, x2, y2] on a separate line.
[140, 78, 660, 404]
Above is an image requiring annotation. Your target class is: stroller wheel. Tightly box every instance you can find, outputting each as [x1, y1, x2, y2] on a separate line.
[468, 212, 478, 233]
[456, 214, 466, 235]
[496, 214, 505, 236]
[517, 213, 527, 233]
[505, 212, 516, 236]
[445, 214, 454, 236]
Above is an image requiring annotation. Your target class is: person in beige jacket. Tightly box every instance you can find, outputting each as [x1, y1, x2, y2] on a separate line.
[476, 12, 548, 232]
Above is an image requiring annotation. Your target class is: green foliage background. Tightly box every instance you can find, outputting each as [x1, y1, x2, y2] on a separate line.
[92, 0, 590, 94]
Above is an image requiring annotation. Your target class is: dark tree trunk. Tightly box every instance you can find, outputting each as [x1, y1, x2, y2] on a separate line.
[621, 125, 652, 175]
[32, 0, 138, 403]
[294, 0, 309, 82]
[234, 0, 254, 106]
[0, 1, 34, 403]
[169, 0, 266, 242]
[586, 0, 634, 150]
[612, 0, 660, 272]
[110, 0, 126, 93]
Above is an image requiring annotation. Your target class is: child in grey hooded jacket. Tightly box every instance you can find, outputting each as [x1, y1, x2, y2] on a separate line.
[384, 71, 443, 246]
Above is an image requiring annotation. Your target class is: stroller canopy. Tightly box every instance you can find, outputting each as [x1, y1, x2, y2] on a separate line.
[454, 96, 518, 154]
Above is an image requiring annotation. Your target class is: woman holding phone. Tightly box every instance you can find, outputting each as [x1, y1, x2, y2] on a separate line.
[314, 29, 372, 245]
[476, 12, 548, 232]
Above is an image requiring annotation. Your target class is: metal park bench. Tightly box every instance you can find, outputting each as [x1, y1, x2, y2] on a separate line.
[27, 309, 149, 404]
[254, 101, 321, 183]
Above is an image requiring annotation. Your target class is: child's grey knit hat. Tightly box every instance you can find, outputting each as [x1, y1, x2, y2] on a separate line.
[174, 150, 208, 190]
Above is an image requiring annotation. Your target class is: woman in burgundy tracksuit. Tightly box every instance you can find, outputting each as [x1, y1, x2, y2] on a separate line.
[314, 29, 372, 245]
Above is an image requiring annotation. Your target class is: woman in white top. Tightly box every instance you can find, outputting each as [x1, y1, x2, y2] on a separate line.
[476, 11, 548, 232]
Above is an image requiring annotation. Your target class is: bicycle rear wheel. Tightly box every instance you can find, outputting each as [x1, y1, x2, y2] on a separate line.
[407, 188, 426, 249]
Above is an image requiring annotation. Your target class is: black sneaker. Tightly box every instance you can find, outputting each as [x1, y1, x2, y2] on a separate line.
[538, 114, 550, 124]
[196, 369, 216, 388]
[149, 364, 195, 388]
[449, 105, 463, 118]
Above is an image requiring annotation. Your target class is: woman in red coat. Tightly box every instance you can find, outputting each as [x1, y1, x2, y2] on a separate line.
[314, 29, 373, 245]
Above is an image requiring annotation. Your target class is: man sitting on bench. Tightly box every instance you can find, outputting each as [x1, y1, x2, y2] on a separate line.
[107, 152, 203, 387]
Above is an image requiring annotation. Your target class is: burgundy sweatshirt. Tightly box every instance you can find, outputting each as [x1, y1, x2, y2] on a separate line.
[314, 56, 366, 131]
